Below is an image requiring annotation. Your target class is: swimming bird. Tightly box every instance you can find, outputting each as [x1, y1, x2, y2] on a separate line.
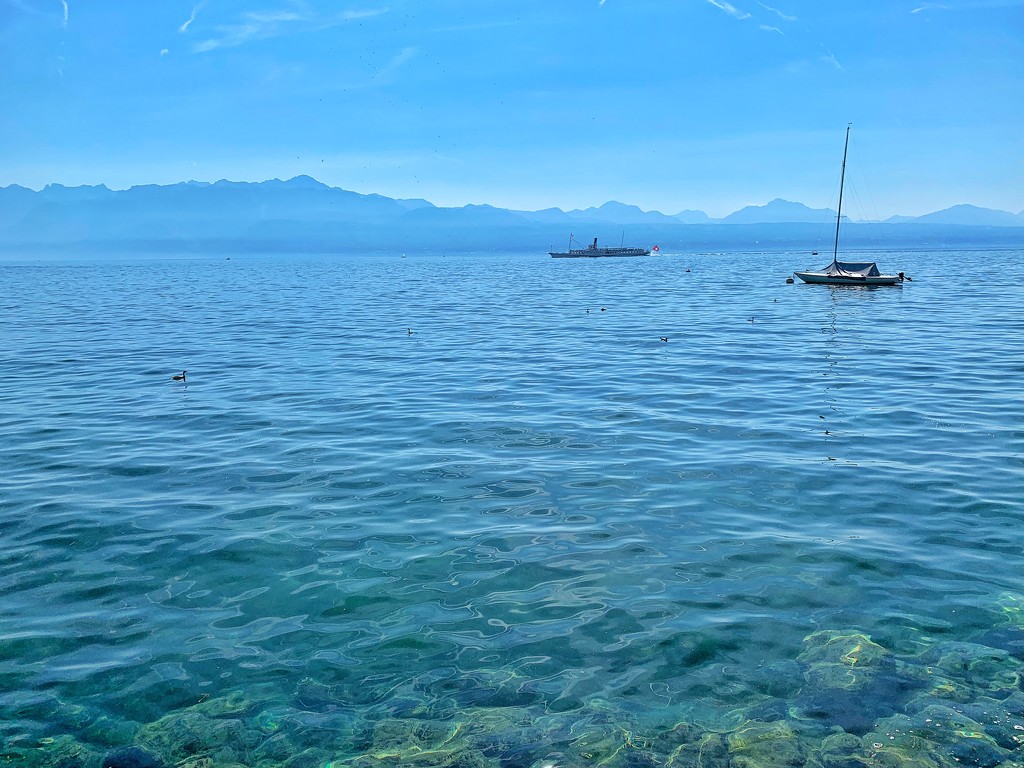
[172, 370, 187, 381]
[660, 337, 668, 342]
[407, 328, 415, 335]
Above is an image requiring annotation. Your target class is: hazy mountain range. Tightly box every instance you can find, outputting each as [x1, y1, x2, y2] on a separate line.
[2, 176, 1022, 253]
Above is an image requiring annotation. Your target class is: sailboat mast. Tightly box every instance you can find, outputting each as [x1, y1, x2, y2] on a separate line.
[832, 124, 851, 264]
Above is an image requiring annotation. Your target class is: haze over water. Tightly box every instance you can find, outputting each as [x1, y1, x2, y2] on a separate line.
[2, 247, 1023, 768]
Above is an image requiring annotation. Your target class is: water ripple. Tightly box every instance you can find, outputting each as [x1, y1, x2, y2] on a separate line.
[1, 249, 1022, 765]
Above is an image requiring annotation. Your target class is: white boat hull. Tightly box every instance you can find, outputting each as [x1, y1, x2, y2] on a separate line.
[794, 271, 902, 286]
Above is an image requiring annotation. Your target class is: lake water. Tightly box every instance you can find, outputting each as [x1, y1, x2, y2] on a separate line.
[1, 247, 1023, 768]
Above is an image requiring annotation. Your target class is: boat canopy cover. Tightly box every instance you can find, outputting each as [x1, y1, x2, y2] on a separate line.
[820, 260, 882, 277]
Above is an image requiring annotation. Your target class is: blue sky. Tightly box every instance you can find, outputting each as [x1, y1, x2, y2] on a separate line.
[1, 1, 1021, 217]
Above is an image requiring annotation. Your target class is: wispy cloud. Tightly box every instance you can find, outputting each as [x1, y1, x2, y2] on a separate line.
[755, 2, 796, 22]
[910, 2, 949, 12]
[706, 0, 751, 20]
[820, 50, 844, 72]
[373, 46, 417, 84]
[179, 3, 203, 33]
[193, 5, 388, 53]
[706, 0, 793, 34]
[7, 0, 67, 24]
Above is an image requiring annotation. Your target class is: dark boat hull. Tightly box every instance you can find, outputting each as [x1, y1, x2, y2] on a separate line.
[549, 248, 651, 258]
[794, 270, 902, 286]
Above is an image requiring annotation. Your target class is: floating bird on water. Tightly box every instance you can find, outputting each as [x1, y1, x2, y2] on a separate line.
[407, 328, 415, 335]
[172, 370, 187, 381]
[660, 337, 668, 342]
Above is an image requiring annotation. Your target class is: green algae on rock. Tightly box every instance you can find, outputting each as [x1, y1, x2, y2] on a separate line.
[920, 642, 1022, 699]
[136, 710, 259, 766]
[726, 720, 808, 768]
[798, 630, 890, 690]
[2, 734, 100, 768]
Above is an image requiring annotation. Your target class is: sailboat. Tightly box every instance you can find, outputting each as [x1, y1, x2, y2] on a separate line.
[794, 126, 905, 286]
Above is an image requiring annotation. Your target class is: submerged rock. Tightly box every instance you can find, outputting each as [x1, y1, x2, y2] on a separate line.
[458, 706, 548, 768]
[864, 705, 1015, 768]
[977, 626, 1024, 660]
[814, 731, 864, 768]
[14, 735, 100, 768]
[645, 718, 709, 758]
[278, 747, 335, 768]
[347, 716, 510, 768]
[191, 690, 256, 719]
[294, 677, 345, 709]
[136, 709, 259, 765]
[919, 641, 1021, 699]
[726, 720, 808, 768]
[792, 629, 929, 735]
[101, 746, 166, 768]
[995, 592, 1024, 627]
[750, 660, 804, 699]
[252, 732, 300, 764]
[798, 630, 890, 690]
[83, 715, 143, 747]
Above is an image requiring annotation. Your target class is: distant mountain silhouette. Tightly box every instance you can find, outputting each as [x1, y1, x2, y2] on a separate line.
[511, 207, 573, 224]
[719, 198, 836, 225]
[561, 201, 680, 225]
[890, 204, 1024, 226]
[1, 176, 1021, 253]
[400, 204, 529, 227]
[673, 210, 712, 224]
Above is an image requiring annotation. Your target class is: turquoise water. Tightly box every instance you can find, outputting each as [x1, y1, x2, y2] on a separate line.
[1, 248, 1023, 768]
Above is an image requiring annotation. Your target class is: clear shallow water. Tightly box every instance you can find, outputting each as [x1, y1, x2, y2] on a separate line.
[1, 248, 1023, 768]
